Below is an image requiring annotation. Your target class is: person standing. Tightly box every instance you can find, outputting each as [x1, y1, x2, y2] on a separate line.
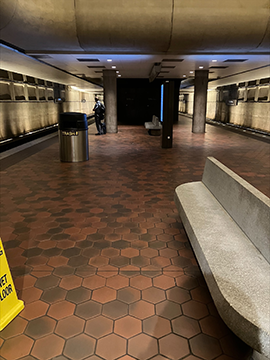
[93, 97, 106, 135]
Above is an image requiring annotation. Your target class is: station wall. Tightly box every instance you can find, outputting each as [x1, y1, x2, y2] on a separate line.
[0, 69, 102, 142]
[179, 77, 270, 134]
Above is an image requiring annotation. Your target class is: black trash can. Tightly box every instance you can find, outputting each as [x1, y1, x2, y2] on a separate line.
[58, 112, 89, 162]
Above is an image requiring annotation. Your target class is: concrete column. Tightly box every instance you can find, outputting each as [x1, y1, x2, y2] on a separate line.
[103, 70, 117, 133]
[192, 70, 209, 133]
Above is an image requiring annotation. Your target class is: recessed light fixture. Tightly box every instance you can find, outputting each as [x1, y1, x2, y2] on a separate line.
[212, 60, 217, 62]
[107, 59, 112, 62]
[77, 58, 99, 62]
[116, 71, 119, 73]
[190, 71, 194, 74]
[183, 75, 186, 77]
[118, 74, 121, 77]
[199, 66, 204, 69]
[112, 66, 116, 69]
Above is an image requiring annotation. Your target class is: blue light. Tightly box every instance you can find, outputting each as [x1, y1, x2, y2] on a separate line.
[160, 84, 164, 122]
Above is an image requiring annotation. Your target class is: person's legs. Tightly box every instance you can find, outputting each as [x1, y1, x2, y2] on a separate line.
[95, 115, 102, 135]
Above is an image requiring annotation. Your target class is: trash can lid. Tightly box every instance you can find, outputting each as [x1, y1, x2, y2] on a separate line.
[59, 112, 88, 130]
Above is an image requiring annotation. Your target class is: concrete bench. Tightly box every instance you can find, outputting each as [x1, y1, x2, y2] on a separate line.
[174, 157, 270, 360]
[144, 115, 162, 135]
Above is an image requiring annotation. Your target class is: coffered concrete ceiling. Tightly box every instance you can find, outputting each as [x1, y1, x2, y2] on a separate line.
[0, 0, 270, 88]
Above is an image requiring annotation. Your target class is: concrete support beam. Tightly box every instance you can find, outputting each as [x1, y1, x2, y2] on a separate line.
[192, 70, 209, 134]
[161, 80, 180, 148]
[162, 81, 174, 148]
[103, 70, 117, 133]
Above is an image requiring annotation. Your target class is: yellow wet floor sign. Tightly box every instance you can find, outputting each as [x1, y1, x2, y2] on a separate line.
[0, 238, 24, 331]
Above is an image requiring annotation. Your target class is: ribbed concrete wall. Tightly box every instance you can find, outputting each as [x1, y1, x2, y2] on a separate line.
[1, 0, 269, 53]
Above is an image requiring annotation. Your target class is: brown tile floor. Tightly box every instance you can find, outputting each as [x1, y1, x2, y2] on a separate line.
[0, 116, 270, 360]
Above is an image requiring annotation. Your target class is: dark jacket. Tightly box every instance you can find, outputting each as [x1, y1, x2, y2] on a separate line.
[93, 100, 105, 118]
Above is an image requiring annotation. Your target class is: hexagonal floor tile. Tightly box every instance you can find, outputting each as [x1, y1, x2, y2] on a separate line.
[159, 333, 189, 360]
[112, 240, 130, 249]
[102, 300, 128, 319]
[97, 264, 118, 278]
[176, 275, 199, 290]
[121, 248, 139, 258]
[0, 335, 34, 360]
[129, 300, 155, 320]
[35, 275, 60, 290]
[82, 275, 106, 290]
[155, 300, 182, 320]
[115, 316, 142, 338]
[131, 256, 150, 267]
[172, 316, 201, 338]
[25, 316, 56, 339]
[106, 275, 129, 290]
[31, 334, 65, 360]
[55, 315, 85, 339]
[142, 287, 166, 304]
[68, 255, 89, 268]
[53, 265, 74, 277]
[110, 256, 130, 267]
[75, 300, 102, 320]
[143, 315, 171, 338]
[63, 334, 96, 360]
[153, 275, 175, 290]
[92, 287, 117, 303]
[66, 287, 91, 304]
[190, 334, 222, 359]
[191, 286, 212, 304]
[182, 300, 209, 320]
[89, 255, 109, 267]
[20, 300, 49, 321]
[200, 316, 230, 339]
[140, 248, 158, 258]
[130, 275, 152, 290]
[41, 287, 67, 304]
[128, 333, 158, 360]
[159, 248, 178, 258]
[62, 247, 81, 258]
[47, 300, 75, 320]
[96, 334, 126, 360]
[118, 287, 140, 304]
[85, 316, 113, 338]
[166, 287, 191, 304]
[101, 247, 120, 258]
[0, 316, 28, 339]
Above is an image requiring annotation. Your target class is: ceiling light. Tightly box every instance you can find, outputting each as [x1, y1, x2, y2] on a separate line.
[190, 71, 194, 74]
[118, 75, 121, 77]
[183, 75, 186, 77]
[107, 59, 112, 62]
[199, 66, 204, 69]
[116, 71, 119, 73]
[112, 66, 116, 69]
[212, 60, 217, 62]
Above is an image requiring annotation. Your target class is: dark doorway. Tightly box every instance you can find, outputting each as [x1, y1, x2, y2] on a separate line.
[117, 79, 162, 125]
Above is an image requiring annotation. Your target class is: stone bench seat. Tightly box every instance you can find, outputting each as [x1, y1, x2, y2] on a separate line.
[174, 157, 270, 360]
[144, 115, 162, 135]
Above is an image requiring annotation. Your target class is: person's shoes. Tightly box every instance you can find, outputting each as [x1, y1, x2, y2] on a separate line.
[95, 133, 101, 135]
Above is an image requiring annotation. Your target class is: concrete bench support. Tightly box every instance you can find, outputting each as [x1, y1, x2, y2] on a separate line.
[174, 157, 270, 359]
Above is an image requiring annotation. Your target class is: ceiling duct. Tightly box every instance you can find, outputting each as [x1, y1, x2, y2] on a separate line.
[149, 63, 161, 82]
